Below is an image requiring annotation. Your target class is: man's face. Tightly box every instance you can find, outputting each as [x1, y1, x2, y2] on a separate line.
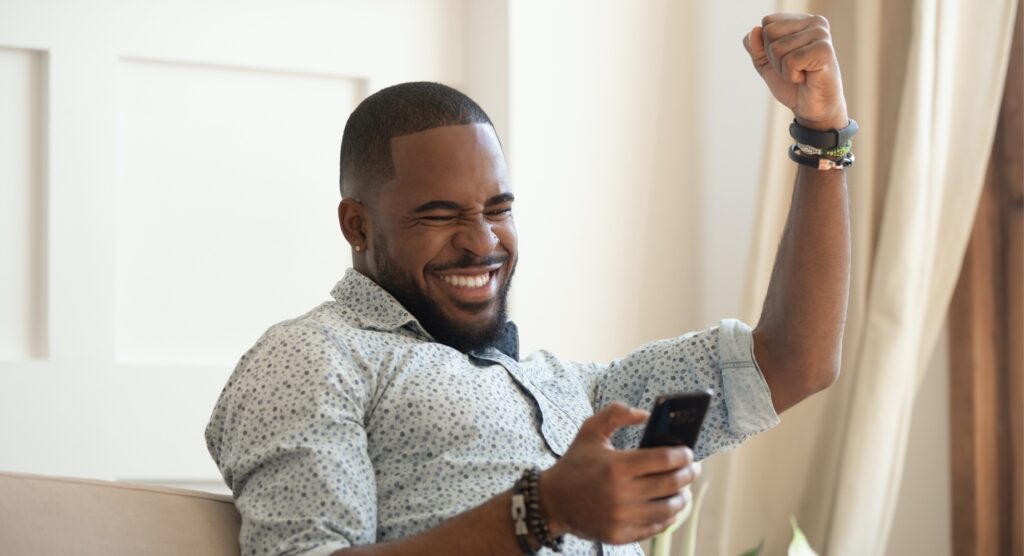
[365, 124, 517, 352]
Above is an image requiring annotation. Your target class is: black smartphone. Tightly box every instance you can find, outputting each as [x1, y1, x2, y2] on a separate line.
[638, 389, 713, 449]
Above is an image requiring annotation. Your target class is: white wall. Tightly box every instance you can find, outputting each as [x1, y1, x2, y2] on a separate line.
[508, 0, 705, 363]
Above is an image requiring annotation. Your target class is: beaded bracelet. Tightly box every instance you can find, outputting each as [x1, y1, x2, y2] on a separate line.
[511, 468, 564, 554]
[523, 467, 564, 552]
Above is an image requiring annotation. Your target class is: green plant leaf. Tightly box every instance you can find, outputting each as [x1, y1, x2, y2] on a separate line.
[650, 487, 693, 556]
[681, 480, 711, 556]
[787, 516, 819, 556]
[738, 539, 764, 556]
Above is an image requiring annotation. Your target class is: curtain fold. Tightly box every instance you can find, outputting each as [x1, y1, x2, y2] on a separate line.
[699, 1, 1019, 554]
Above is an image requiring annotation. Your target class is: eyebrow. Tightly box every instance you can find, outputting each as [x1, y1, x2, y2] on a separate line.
[412, 193, 515, 213]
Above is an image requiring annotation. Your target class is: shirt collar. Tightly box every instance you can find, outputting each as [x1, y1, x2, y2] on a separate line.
[330, 268, 520, 360]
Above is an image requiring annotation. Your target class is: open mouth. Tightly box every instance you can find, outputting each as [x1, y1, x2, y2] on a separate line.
[431, 267, 501, 305]
[438, 271, 493, 288]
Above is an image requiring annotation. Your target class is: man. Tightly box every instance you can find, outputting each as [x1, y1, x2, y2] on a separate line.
[206, 13, 851, 555]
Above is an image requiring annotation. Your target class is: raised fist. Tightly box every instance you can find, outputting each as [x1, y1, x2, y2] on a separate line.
[744, 14, 849, 131]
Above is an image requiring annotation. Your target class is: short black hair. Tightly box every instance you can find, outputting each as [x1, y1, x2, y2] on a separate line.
[339, 81, 494, 198]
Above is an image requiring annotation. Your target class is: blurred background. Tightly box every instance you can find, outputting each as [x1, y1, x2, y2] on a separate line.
[0, 1, 1019, 554]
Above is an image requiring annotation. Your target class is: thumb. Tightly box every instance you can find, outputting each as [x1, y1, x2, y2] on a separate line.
[579, 401, 649, 443]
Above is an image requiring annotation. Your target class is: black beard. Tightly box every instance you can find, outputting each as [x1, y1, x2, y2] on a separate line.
[372, 233, 515, 354]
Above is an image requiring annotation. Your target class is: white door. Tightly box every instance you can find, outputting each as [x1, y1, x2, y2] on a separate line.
[0, 0, 487, 492]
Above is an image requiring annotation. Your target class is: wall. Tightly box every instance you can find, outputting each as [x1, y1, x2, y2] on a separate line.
[507, 0, 704, 363]
[0, 0, 468, 490]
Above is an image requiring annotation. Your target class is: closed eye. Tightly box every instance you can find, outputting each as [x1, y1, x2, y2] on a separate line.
[486, 208, 513, 218]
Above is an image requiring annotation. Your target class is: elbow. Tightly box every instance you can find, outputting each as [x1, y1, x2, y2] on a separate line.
[811, 361, 841, 393]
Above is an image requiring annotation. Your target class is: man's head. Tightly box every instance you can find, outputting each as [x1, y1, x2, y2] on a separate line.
[337, 82, 517, 354]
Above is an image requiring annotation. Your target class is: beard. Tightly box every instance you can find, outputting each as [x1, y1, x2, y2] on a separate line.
[371, 232, 515, 354]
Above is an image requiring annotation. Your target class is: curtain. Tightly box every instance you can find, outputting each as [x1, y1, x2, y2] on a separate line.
[696, 1, 1020, 554]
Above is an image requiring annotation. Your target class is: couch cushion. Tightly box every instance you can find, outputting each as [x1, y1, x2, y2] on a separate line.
[0, 471, 240, 555]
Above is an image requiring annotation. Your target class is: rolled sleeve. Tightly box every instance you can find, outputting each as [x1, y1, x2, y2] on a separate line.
[716, 319, 780, 438]
[578, 319, 779, 460]
[206, 322, 378, 555]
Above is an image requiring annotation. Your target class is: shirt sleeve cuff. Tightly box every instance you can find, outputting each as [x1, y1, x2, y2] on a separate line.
[716, 318, 780, 436]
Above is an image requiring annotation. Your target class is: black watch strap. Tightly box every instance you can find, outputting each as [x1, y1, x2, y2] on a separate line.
[789, 118, 858, 149]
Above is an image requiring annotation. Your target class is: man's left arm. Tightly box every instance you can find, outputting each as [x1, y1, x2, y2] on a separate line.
[743, 14, 852, 414]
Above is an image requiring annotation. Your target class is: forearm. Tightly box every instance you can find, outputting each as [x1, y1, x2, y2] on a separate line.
[334, 490, 528, 556]
[753, 165, 851, 411]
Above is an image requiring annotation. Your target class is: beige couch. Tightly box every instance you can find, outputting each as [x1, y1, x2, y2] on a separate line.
[0, 471, 240, 555]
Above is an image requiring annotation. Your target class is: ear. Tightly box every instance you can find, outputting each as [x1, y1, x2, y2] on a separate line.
[338, 198, 370, 252]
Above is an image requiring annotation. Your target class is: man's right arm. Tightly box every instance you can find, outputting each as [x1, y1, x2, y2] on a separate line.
[336, 402, 701, 555]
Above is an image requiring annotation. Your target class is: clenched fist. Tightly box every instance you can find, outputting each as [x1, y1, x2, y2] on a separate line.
[744, 14, 849, 131]
[537, 402, 702, 545]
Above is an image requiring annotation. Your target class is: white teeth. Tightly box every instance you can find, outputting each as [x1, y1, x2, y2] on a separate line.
[440, 273, 491, 288]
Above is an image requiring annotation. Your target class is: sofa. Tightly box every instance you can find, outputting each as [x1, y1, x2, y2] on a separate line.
[0, 471, 240, 555]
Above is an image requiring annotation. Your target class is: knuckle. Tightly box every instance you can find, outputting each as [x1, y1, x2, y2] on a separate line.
[813, 14, 830, 28]
[781, 56, 795, 76]
[676, 466, 693, 487]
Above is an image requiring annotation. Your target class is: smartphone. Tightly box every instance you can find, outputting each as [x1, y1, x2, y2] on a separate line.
[638, 389, 713, 449]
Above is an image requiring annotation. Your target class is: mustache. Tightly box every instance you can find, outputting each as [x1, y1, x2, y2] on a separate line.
[429, 254, 509, 273]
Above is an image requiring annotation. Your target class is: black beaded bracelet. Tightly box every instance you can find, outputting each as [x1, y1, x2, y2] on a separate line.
[522, 467, 564, 553]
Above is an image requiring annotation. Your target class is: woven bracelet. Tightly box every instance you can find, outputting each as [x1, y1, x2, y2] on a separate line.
[789, 143, 855, 171]
[511, 477, 537, 555]
[797, 139, 852, 158]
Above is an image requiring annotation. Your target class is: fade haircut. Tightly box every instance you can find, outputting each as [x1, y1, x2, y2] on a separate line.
[339, 82, 494, 198]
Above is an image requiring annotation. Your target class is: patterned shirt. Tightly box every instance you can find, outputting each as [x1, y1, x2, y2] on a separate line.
[205, 269, 779, 556]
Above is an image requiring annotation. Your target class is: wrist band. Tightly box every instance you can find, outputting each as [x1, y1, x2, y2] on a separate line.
[789, 118, 859, 149]
[789, 143, 855, 170]
[512, 467, 564, 554]
[511, 489, 536, 555]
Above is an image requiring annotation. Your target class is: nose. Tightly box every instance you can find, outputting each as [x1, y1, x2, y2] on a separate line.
[452, 215, 499, 256]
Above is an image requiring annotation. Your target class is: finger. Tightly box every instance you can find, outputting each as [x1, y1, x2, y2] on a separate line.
[766, 26, 831, 83]
[620, 500, 686, 543]
[620, 445, 693, 475]
[762, 14, 827, 42]
[780, 40, 836, 84]
[632, 491, 688, 526]
[631, 462, 701, 500]
[762, 15, 827, 75]
[578, 402, 649, 443]
[743, 26, 771, 75]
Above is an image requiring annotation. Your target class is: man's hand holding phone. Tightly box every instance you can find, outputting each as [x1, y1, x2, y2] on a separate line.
[538, 401, 703, 545]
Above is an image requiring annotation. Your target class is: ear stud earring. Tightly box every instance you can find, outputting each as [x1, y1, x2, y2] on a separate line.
[354, 245, 362, 252]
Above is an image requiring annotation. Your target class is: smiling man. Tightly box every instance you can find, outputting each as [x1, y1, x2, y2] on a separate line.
[206, 13, 852, 556]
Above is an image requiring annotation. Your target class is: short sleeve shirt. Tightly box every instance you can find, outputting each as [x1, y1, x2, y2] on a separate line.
[205, 269, 780, 555]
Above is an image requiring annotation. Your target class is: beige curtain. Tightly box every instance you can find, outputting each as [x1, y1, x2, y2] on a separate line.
[696, 1, 1020, 554]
